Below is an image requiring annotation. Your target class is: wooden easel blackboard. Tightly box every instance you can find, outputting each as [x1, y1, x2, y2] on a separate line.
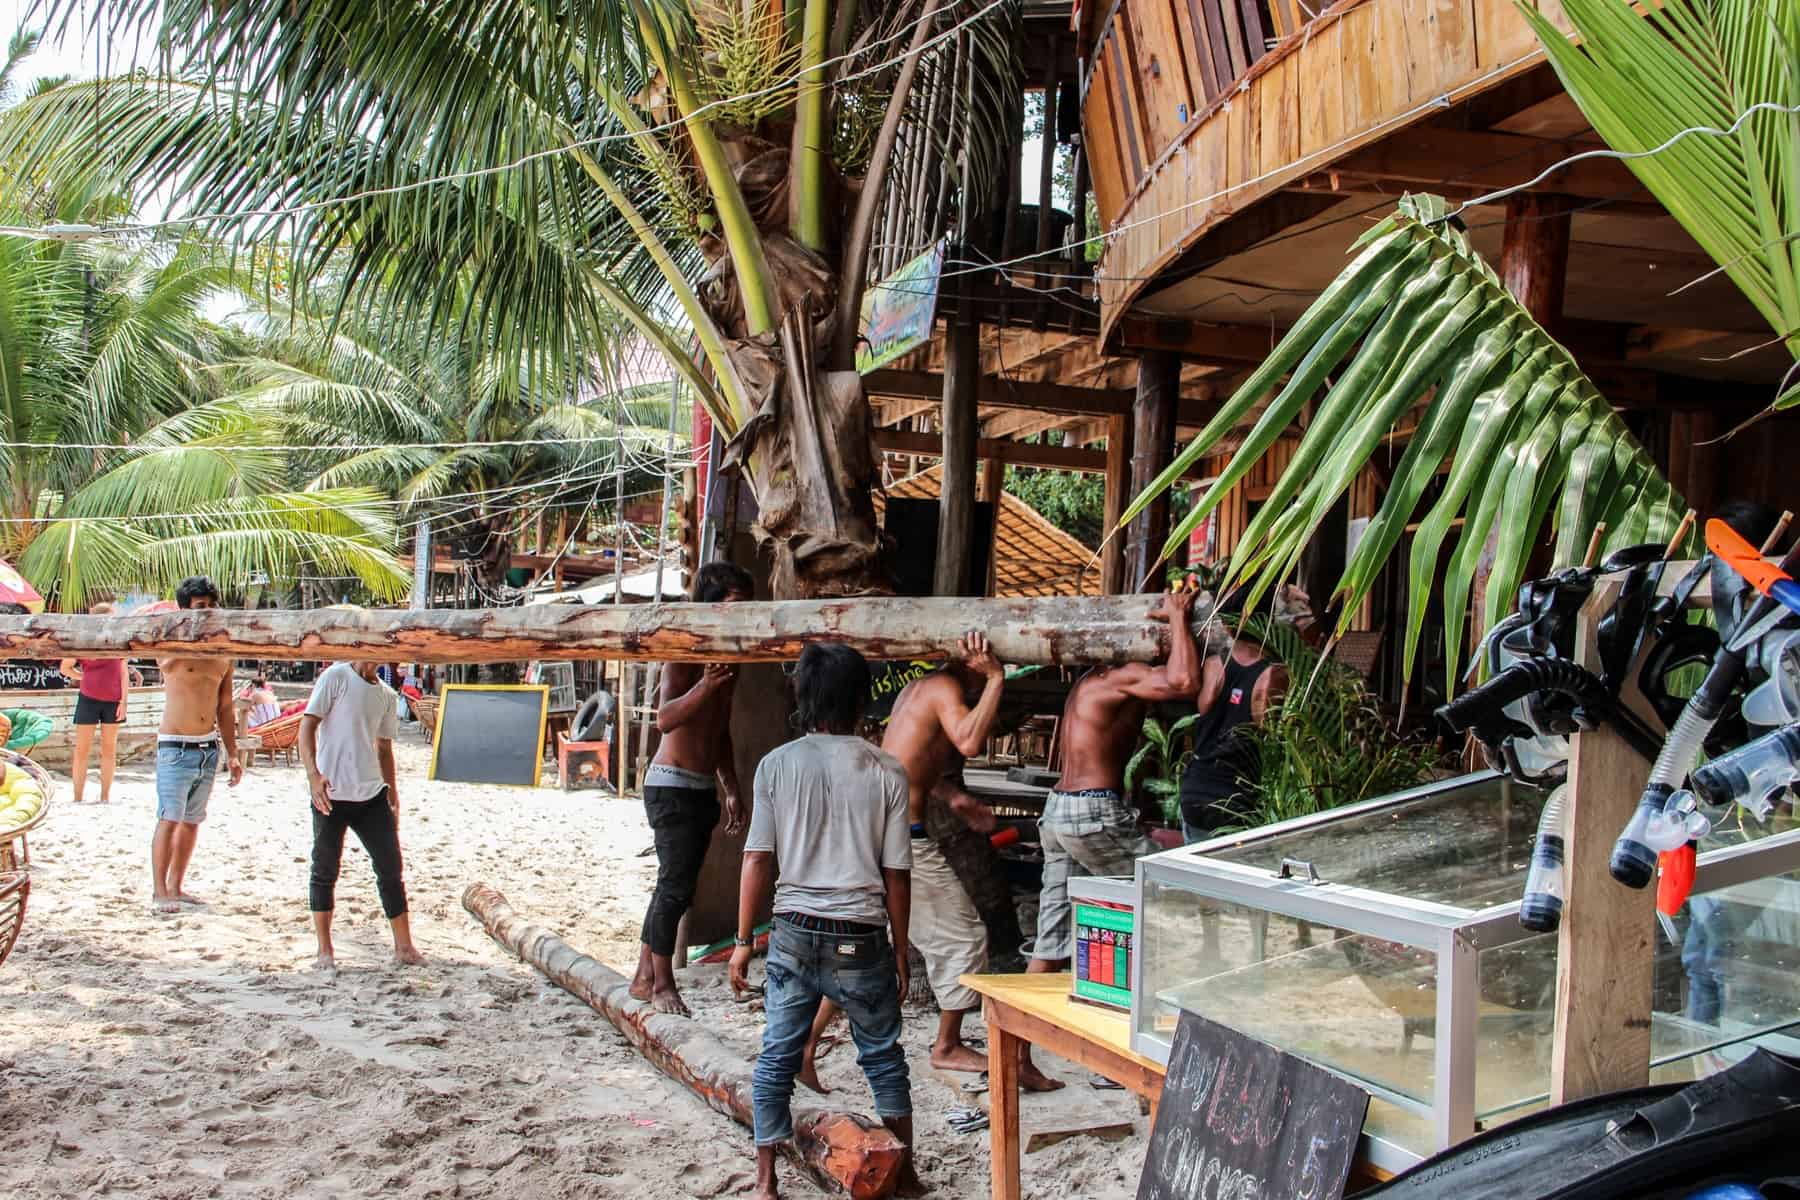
[1139, 1010, 1369, 1200]
[429, 684, 549, 787]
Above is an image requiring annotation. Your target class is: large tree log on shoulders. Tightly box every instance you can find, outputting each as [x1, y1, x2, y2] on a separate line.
[0, 595, 1175, 665]
[462, 884, 905, 1199]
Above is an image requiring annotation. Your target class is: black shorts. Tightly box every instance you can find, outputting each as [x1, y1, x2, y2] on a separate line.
[73, 694, 125, 726]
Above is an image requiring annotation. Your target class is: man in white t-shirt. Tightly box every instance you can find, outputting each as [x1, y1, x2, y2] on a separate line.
[300, 660, 424, 971]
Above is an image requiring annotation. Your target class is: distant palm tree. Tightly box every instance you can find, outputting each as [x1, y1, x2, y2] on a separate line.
[0, 228, 409, 609]
[0, 0, 1021, 597]
[219, 297, 688, 596]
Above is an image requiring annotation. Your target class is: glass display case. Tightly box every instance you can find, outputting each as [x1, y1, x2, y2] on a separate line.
[1131, 770, 1800, 1174]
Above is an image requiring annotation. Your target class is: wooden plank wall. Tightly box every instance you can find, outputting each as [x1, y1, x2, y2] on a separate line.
[1083, 0, 1577, 333]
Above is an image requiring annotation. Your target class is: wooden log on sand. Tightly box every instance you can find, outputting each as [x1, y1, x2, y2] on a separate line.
[462, 883, 906, 1199]
[0, 594, 1173, 666]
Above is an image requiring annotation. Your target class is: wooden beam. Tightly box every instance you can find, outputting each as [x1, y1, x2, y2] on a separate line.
[1125, 351, 1180, 591]
[874, 396, 939, 428]
[1116, 317, 1280, 366]
[937, 317, 981, 596]
[464, 884, 907, 1199]
[981, 458, 1005, 595]
[982, 409, 1074, 440]
[1333, 129, 1641, 203]
[1101, 413, 1132, 595]
[875, 428, 1213, 480]
[866, 368, 1139, 416]
[0, 596, 1179, 666]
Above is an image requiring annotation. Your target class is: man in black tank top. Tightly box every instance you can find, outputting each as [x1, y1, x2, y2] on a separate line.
[1179, 639, 1286, 842]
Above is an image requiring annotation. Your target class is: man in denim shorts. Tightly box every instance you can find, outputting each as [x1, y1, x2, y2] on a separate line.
[729, 644, 917, 1200]
[151, 577, 242, 913]
[1028, 590, 1202, 972]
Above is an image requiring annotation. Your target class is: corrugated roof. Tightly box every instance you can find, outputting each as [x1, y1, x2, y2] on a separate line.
[874, 465, 1101, 597]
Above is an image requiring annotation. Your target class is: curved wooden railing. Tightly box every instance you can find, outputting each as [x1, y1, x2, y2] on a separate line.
[1082, 0, 1574, 340]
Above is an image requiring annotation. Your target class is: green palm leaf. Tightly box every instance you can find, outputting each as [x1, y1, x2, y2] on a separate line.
[1525, 0, 1800, 397]
[1124, 195, 1689, 694]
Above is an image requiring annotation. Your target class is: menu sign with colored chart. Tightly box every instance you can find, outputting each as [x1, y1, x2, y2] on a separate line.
[1072, 898, 1134, 1009]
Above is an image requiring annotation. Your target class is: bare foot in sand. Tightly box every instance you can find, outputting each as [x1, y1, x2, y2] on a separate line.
[1020, 1060, 1066, 1093]
[312, 953, 336, 973]
[394, 945, 426, 966]
[750, 1189, 779, 1200]
[930, 1042, 989, 1073]
[175, 893, 208, 907]
[649, 986, 691, 1017]
[896, 1165, 929, 1198]
[152, 896, 181, 914]
[628, 978, 653, 1003]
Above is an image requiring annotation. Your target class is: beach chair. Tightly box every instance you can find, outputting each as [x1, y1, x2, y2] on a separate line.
[249, 711, 304, 767]
[413, 695, 440, 742]
[0, 871, 27, 971]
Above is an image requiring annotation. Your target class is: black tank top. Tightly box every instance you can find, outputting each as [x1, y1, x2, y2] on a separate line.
[1179, 656, 1274, 831]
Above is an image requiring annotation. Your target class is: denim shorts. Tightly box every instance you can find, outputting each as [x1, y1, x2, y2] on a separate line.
[155, 742, 219, 824]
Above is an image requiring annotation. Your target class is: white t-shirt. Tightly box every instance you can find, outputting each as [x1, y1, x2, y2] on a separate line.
[745, 734, 912, 926]
[304, 663, 400, 803]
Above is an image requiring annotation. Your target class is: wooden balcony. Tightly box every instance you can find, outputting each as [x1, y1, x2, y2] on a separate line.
[1082, 0, 1576, 340]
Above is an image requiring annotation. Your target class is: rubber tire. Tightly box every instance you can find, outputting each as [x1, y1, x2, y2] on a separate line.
[572, 693, 607, 744]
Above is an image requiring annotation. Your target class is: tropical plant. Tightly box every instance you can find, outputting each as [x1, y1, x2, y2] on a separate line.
[1125, 710, 1203, 826]
[1216, 618, 1450, 833]
[1121, 194, 1691, 693]
[0, 221, 407, 609]
[1527, 0, 1800, 405]
[2, 0, 1023, 598]
[219, 295, 688, 596]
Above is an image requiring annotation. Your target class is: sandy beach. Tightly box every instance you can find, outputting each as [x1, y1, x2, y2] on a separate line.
[0, 733, 1149, 1200]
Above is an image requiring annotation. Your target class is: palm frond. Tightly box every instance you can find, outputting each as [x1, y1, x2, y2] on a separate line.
[1123, 195, 1689, 694]
[1526, 0, 1800, 396]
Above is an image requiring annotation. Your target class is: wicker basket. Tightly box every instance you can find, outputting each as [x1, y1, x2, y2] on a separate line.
[0, 747, 51, 873]
[0, 871, 27, 970]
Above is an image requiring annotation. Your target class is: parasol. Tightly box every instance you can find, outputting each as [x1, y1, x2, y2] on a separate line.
[0, 561, 43, 613]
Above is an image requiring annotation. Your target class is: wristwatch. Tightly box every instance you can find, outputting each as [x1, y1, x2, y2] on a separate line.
[734, 935, 755, 948]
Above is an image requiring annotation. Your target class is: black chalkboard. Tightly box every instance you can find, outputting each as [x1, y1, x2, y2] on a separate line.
[429, 685, 549, 787]
[1139, 1010, 1369, 1200]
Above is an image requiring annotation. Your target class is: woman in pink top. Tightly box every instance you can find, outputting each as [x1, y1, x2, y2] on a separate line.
[59, 602, 128, 805]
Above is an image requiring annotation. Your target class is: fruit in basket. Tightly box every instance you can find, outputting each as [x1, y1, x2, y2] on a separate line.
[1, 764, 21, 790]
[6, 777, 38, 801]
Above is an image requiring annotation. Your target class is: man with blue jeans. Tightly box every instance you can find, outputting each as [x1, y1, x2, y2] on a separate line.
[729, 644, 920, 1200]
[151, 577, 241, 913]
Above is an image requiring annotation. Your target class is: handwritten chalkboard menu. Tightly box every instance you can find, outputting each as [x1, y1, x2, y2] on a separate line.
[1139, 1010, 1369, 1200]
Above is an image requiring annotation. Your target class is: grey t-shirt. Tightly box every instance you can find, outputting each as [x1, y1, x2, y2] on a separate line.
[745, 734, 912, 926]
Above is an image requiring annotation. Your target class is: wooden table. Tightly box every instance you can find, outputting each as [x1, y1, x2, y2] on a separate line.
[965, 972, 1397, 1197]
[963, 972, 1165, 1200]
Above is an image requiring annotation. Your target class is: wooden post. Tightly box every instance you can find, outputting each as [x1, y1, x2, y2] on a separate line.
[980, 457, 1005, 596]
[1125, 351, 1180, 591]
[1550, 580, 1655, 1102]
[1101, 413, 1132, 595]
[616, 663, 634, 796]
[936, 313, 981, 596]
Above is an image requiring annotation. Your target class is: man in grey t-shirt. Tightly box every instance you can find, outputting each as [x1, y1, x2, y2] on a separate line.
[300, 661, 424, 972]
[729, 644, 918, 1200]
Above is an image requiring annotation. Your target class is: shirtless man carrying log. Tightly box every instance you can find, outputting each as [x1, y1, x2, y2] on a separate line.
[629, 561, 753, 1016]
[1029, 589, 1201, 972]
[151, 576, 242, 913]
[872, 634, 1062, 1090]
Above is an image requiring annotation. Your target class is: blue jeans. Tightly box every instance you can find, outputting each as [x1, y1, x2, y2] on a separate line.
[155, 743, 219, 824]
[1682, 895, 1742, 1025]
[752, 915, 911, 1145]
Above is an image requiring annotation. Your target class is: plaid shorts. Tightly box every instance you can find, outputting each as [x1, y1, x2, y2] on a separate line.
[1030, 788, 1154, 962]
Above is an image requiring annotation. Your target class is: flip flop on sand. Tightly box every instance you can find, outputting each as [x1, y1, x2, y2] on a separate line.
[961, 1073, 990, 1095]
[812, 1033, 843, 1062]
